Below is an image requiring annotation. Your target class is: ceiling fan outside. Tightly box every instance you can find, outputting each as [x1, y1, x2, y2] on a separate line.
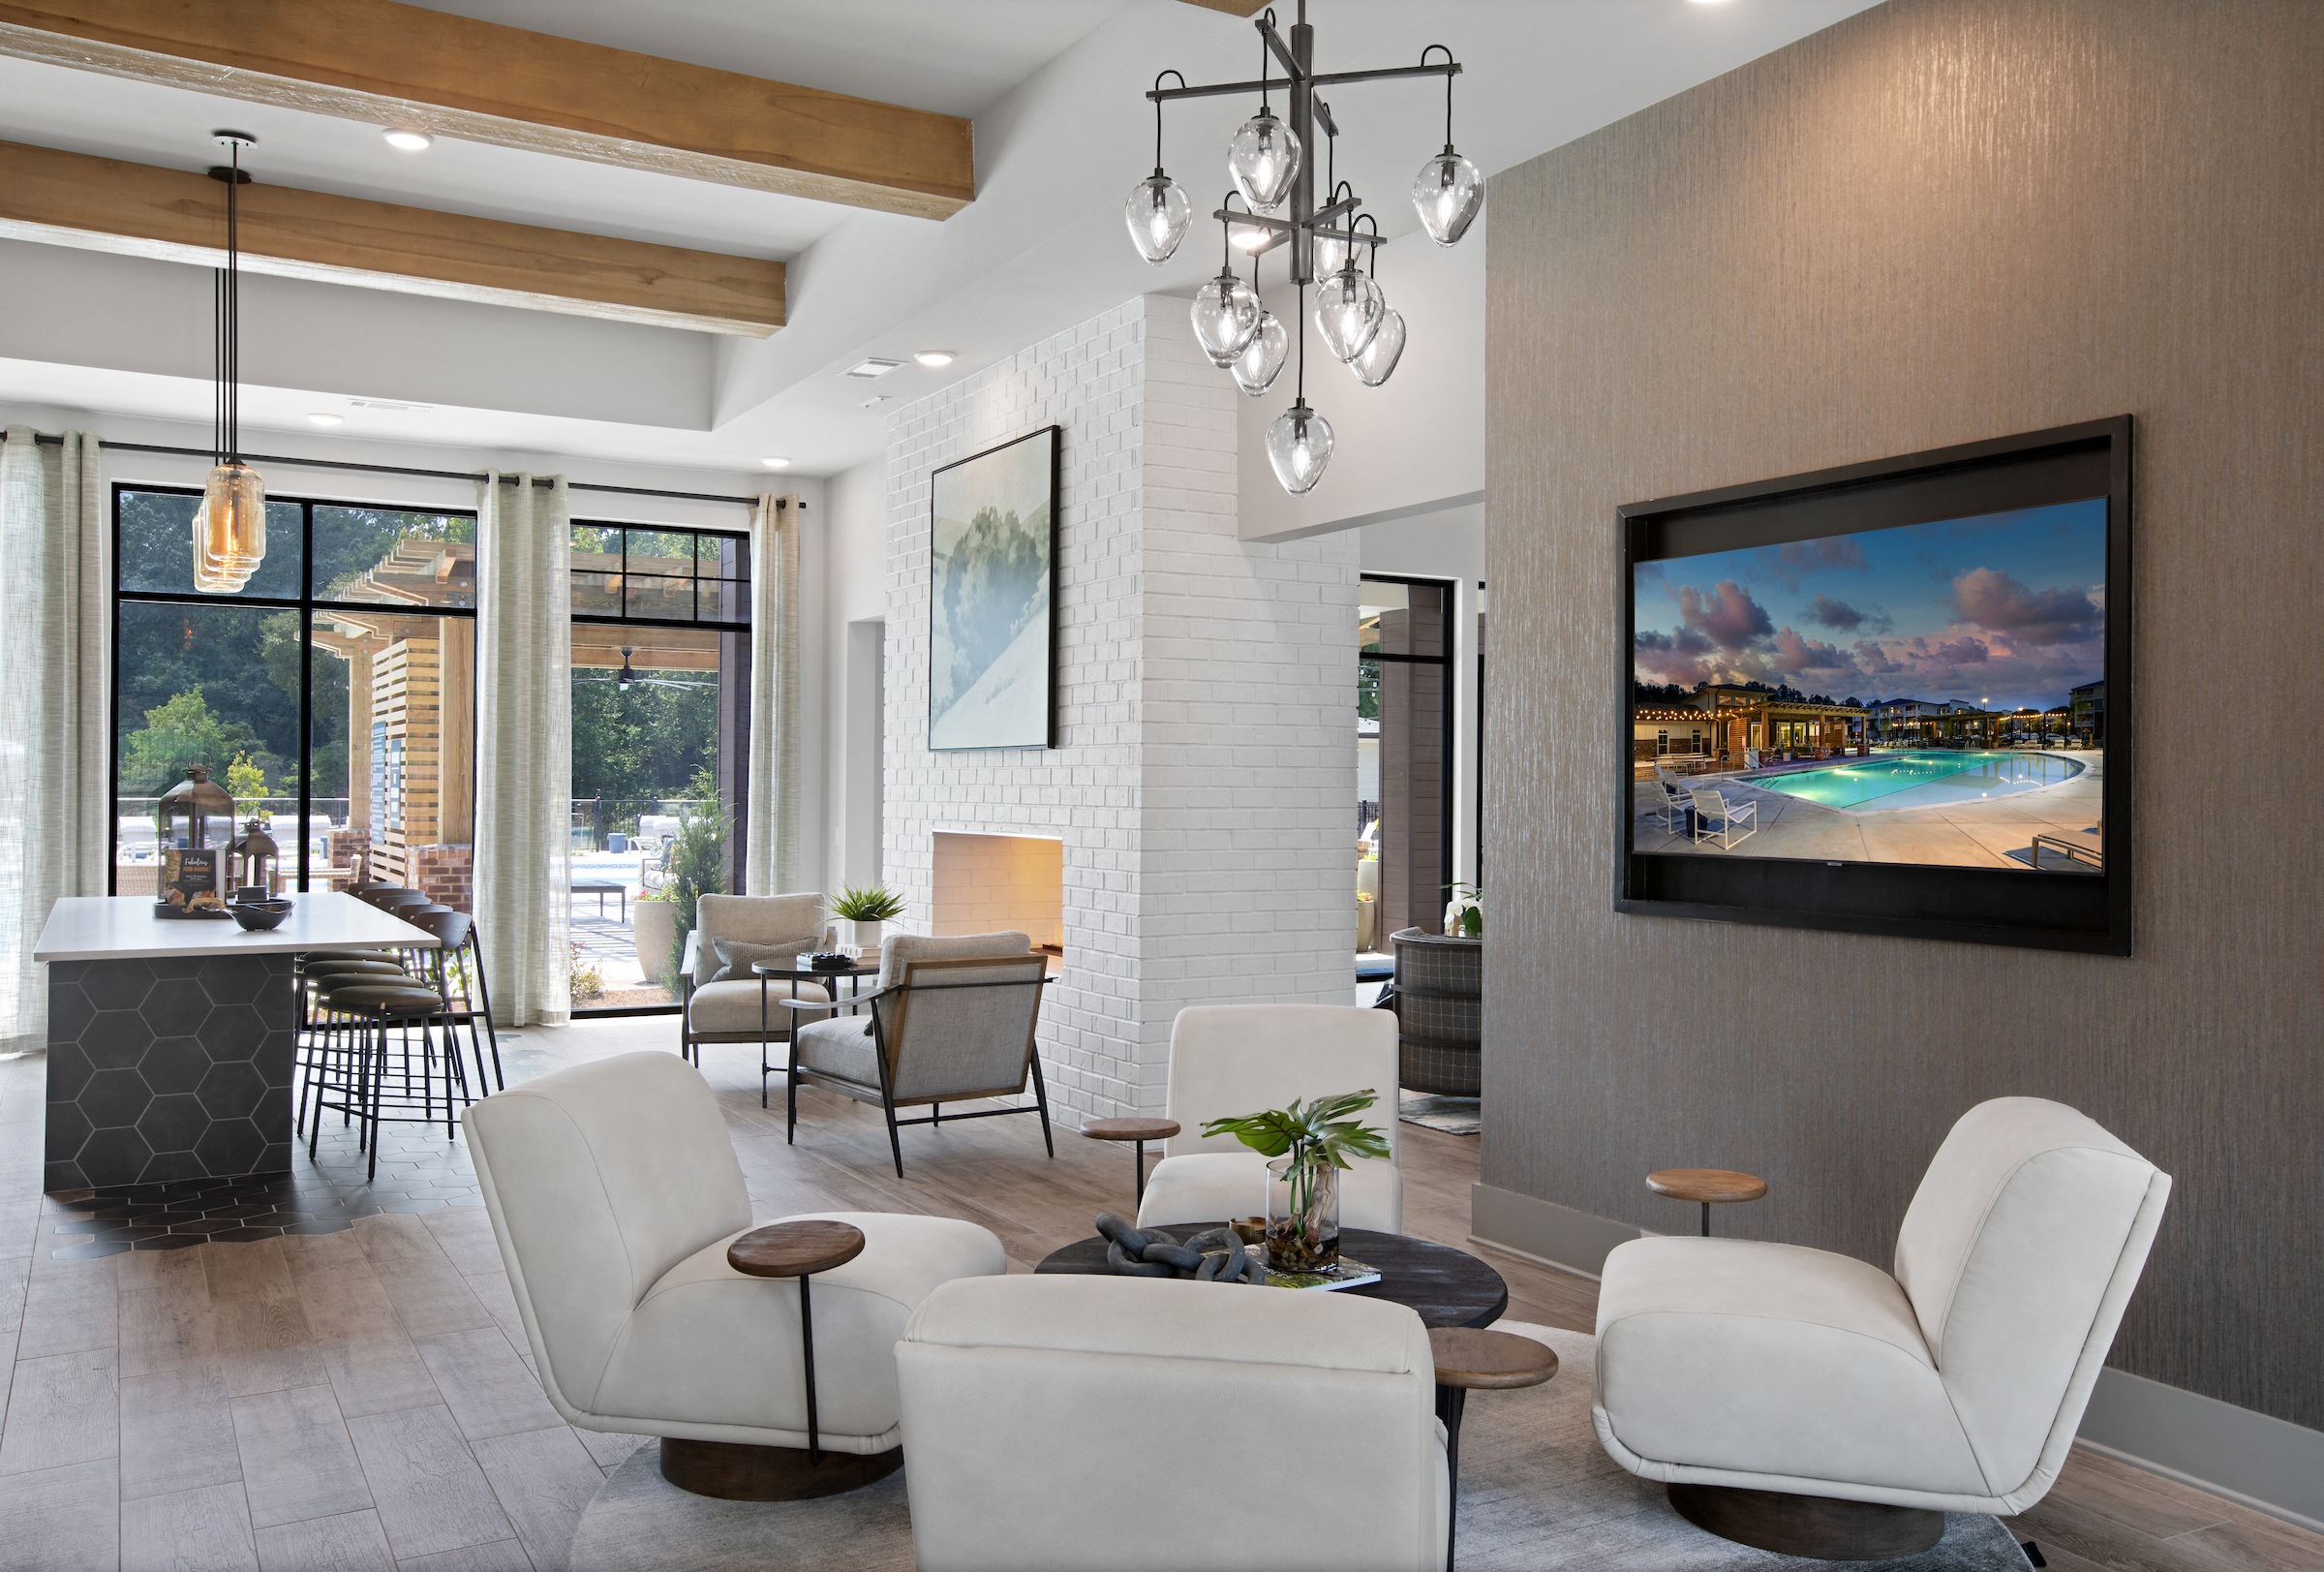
[573, 645, 719, 691]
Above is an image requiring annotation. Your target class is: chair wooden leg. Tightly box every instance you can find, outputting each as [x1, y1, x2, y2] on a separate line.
[1028, 1053, 1055, 1158]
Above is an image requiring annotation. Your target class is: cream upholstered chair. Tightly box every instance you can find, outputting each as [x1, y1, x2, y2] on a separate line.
[1136, 1003, 1402, 1233]
[678, 892, 829, 1066]
[462, 1051, 1005, 1497]
[897, 1275, 1448, 1572]
[1593, 1097, 2170, 1557]
[781, 931, 1053, 1177]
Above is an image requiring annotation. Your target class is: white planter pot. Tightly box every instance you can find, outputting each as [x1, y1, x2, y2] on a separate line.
[846, 918, 884, 956]
[632, 900, 678, 984]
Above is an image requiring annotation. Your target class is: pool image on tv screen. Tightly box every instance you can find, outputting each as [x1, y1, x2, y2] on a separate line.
[1631, 498, 2108, 874]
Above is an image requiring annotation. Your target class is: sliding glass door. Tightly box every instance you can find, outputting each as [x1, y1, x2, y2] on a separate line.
[1359, 576, 1454, 956]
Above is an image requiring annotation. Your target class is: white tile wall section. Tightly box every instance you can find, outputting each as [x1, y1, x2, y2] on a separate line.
[882, 295, 1358, 1125]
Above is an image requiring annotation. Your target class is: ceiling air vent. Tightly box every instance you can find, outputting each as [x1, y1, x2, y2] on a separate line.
[841, 357, 903, 380]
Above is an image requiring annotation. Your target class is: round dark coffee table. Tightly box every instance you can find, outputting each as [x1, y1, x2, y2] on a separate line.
[1035, 1223, 1508, 1329]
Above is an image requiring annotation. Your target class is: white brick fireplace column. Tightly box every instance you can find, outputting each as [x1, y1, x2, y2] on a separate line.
[881, 295, 1358, 1125]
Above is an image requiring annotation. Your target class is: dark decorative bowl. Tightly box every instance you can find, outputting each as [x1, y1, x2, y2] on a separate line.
[806, 951, 858, 972]
[231, 899, 294, 932]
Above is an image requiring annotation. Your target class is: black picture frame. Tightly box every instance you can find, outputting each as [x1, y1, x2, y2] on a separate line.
[927, 425, 1061, 752]
[1615, 416, 2133, 955]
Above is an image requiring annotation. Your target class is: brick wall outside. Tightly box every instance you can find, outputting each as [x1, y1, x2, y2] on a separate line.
[409, 844, 474, 913]
[882, 295, 1357, 1125]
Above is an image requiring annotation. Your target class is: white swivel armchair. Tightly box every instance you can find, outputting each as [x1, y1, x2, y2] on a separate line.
[1136, 1003, 1402, 1233]
[1593, 1097, 2170, 1558]
[462, 1051, 1005, 1498]
[897, 1274, 1448, 1572]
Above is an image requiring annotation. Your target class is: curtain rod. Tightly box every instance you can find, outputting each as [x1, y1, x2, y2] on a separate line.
[25, 432, 767, 508]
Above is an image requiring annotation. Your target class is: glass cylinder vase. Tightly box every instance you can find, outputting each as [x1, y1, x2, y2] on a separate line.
[1266, 1156, 1341, 1273]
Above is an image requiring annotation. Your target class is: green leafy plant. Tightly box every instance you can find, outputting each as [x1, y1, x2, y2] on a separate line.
[1444, 882, 1483, 938]
[665, 764, 728, 983]
[1205, 1091, 1392, 1268]
[829, 883, 905, 923]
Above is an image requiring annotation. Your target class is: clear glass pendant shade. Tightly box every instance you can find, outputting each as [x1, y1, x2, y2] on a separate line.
[1228, 109, 1301, 211]
[1412, 147, 1484, 246]
[1230, 309, 1289, 395]
[1351, 307, 1406, 387]
[1313, 229, 1353, 279]
[1313, 264, 1384, 362]
[1190, 269, 1263, 364]
[1123, 171, 1193, 263]
[194, 461, 265, 592]
[1265, 400, 1333, 495]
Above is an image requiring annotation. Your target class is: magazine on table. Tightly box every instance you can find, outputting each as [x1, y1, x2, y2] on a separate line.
[1250, 1247, 1382, 1291]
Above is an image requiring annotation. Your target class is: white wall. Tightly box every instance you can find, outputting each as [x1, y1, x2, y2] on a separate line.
[1361, 501, 1484, 890]
[818, 455, 887, 893]
[1237, 221, 1486, 542]
[878, 295, 1356, 1124]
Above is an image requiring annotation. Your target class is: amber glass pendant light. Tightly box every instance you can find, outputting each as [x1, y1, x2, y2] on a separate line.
[195, 131, 265, 594]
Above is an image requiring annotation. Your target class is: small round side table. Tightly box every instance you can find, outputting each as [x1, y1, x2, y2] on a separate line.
[726, 1219, 866, 1462]
[1429, 1327, 1558, 1566]
[1079, 1117, 1179, 1207]
[1646, 1167, 1768, 1237]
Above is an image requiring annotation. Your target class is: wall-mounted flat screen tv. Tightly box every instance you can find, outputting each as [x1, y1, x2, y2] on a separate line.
[1617, 417, 2131, 954]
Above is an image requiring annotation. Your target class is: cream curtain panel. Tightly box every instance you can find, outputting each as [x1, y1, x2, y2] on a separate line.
[0, 428, 107, 1052]
[474, 473, 571, 1026]
[746, 493, 802, 896]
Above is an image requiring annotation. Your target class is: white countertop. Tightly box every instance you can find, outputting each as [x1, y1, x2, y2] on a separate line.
[34, 894, 442, 963]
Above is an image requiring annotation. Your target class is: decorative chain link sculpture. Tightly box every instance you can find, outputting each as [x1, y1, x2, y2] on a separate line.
[1095, 1214, 1266, 1284]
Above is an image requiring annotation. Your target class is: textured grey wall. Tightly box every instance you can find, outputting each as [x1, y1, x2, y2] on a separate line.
[1483, 0, 2321, 1428]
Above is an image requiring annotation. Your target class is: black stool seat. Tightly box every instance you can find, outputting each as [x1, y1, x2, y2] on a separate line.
[307, 958, 408, 978]
[321, 982, 444, 1017]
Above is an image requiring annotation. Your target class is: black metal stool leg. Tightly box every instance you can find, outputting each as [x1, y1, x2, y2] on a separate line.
[799, 1275, 820, 1463]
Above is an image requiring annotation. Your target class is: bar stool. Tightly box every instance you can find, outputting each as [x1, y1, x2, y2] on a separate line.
[308, 974, 467, 1180]
[400, 909, 501, 1100]
[294, 953, 412, 1135]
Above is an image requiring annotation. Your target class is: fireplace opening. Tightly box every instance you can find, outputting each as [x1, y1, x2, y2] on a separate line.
[931, 832, 1064, 970]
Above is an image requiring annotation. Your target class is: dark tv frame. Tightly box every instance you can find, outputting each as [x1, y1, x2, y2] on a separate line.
[1615, 416, 2132, 956]
[927, 423, 1062, 752]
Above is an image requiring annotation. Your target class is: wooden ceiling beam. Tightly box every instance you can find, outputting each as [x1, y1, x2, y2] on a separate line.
[1177, 1, 1272, 16]
[0, 139, 784, 336]
[0, 0, 973, 219]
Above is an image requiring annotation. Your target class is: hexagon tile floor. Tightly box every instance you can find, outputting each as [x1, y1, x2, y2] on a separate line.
[36, 1033, 570, 1259]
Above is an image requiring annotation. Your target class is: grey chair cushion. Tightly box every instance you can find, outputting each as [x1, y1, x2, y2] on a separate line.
[796, 1015, 880, 1087]
[688, 978, 831, 1038]
[709, 935, 822, 984]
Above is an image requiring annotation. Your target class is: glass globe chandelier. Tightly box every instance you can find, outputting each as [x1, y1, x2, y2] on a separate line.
[195, 131, 265, 594]
[1132, 4, 1469, 494]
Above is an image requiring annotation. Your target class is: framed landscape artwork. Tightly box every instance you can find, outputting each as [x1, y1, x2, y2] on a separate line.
[1617, 416, 2132, 954]
[929, 425, 1060, 751]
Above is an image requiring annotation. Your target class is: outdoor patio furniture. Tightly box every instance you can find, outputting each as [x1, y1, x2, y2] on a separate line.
[1650, 771, 1694, 833]
[1689, 787, 1758, 849]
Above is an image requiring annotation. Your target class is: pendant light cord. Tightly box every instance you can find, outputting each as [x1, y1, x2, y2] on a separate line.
[1422, 45, 1455, 150]
[225, 139, 241, 465]
[1295, 280, 1307, 403]
[1150, 70, 1183, 172]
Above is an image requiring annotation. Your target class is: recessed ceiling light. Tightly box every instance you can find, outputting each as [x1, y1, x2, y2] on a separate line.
[842, 356, 904, 379]
[382, 128, 434, 152]
[761, 456, 791, 469]
[306, 412, 345, 427]
[913, 350, 956, 368]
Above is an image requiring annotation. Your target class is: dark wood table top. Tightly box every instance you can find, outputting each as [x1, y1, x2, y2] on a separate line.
[727, 1220, 866, 1279]
[1429, 1326, 1559, 1390]
[1646, 1167, 1769, 1204]
[1080, 1118, 1180, 1142]
[750, 958, 878, 980]
[1035, 1223, 1508, 1329]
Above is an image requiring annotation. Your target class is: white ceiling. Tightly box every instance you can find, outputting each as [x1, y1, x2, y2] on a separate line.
[0, 0, 1885, 483]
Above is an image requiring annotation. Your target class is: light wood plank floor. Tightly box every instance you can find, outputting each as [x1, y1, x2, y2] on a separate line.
[0, 1019, 2314, 1571]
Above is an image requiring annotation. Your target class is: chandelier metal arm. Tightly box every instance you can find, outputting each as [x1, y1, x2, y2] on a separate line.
[1255, 15, 1304, 84]
[1146, 61, 1455, 106]
[1211, 191, 1360, 237]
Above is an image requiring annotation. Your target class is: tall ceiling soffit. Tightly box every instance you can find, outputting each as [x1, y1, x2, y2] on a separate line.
[0, 0, 977, 216]
[0, 138, 785, 335]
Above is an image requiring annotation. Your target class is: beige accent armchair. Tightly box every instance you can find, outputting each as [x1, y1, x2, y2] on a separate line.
[781, 931, 1053, 1177]
[897, 1274, 1448, 1571]
[678, 892, 828, 1067]
[1136, 1003, 1403, 1233]
[1593, 1096, 2170, 1555]
[461, 1051, 1005, 1487]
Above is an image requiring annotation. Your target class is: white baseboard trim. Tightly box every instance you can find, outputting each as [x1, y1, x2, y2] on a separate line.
[1469, 1182, 2324, 1535]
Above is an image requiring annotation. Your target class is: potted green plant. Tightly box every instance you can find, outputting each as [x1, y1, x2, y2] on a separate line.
[631, 889, 677, 986]
[1202, 1090, 1391, 1273]
[664, 768, 728, 986]
[829, 882, 905, 954]
[1443, 882, 1483, 937]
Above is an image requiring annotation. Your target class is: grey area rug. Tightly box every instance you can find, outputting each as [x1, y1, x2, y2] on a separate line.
[567, 1325, 2031, 1571]
[1400, 1092, 1483, 1135]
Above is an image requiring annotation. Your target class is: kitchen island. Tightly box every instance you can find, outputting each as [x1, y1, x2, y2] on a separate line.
[34, 894, 441, 1191]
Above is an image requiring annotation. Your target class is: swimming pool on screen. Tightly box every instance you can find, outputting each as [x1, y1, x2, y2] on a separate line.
[1751, 750, 2085, 812]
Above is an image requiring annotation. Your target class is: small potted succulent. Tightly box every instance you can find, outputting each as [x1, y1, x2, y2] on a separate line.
[829, 882, 905, 954]
[1203, 1090, 1391, 1273]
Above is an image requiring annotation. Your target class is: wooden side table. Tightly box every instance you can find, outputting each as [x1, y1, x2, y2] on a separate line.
[1430, 1327, 1558, 1566]
[1079, 1117, 1179, 1206]
[726, 1219, 867, 1462]
[1646, 1167, 1769, 1236]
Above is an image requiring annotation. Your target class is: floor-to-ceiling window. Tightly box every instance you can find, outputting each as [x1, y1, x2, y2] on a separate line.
[113, 487, 476, 902]
[566, 523, 750, 1012]
[1359, 576, 1454, 959]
